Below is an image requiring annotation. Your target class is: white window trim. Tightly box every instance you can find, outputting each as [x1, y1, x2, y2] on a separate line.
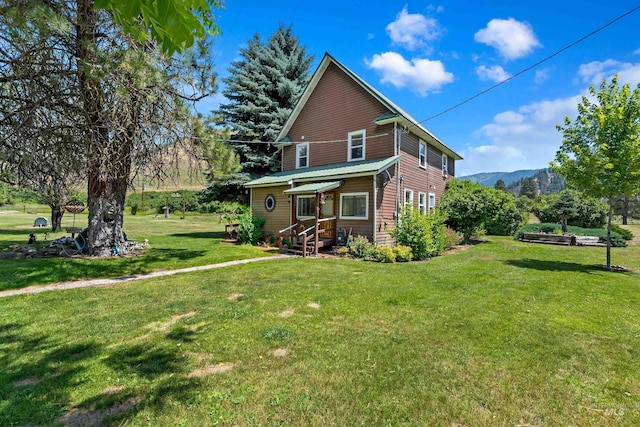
[339, 192, 369, 220]
[347, 129, 366, 162]
[442, 153, 449, 177]
[419, 140, 427, 169]
[418, 192, 426, 214]
[296, 195, 315, 220]
[296, 142, 309, 169]
[404, 189, 414, 210]
[429, 192, 436, 212]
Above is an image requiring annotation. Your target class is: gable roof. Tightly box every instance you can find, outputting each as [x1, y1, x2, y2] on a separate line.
[277, 53, 462, 160]
[245, 155, 400, 187]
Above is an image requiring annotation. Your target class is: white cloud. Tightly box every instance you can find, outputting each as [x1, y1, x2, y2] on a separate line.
[386, 6, 443, 51]
[634, 48, 640, 55]
[366, 51, 454, 96]
[577, 59, 640, 85]
[476, 65, 510, 82]
[474, 18, 541, 60]
[459, 95, 581, 176]
[367, 33, 375, 40]
[458, 58, 640, 176]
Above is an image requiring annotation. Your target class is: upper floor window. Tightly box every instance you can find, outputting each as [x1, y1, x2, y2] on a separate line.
[419, 140, 427, 168]
[442, 153, 448, 177]
[296, 142, 309, 169]
[348, 129, 366, 162]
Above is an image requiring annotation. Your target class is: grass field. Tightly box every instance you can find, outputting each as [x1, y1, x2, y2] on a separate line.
[0, 211, 271, 291]
[1, 218, 639, 426]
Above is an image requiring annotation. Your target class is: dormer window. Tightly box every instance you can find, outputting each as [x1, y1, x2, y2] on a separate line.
[442, 153, 448, 177]
[296, 142, 309, 169]
[348, 129, 366, 162]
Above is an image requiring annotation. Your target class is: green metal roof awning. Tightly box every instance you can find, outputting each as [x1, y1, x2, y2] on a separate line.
[245, 155, 400, 188]
[283, 181, 342, 195]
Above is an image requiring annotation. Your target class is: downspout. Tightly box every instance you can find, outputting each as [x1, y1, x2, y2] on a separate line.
[373, 174, 377, 245]
[394, 122, 400, 221]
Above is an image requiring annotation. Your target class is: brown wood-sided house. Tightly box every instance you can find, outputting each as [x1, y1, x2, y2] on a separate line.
[245, 53, 463, 255]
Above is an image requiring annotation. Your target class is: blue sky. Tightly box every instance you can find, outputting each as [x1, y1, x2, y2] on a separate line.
[202, 1, 640, 176]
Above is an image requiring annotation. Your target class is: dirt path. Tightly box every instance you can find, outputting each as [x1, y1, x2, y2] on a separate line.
[0, 254, 291, 298]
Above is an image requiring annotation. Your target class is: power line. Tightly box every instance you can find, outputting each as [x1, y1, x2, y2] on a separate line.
[419, 5, 640, 124]
[218, 132, 390, 145]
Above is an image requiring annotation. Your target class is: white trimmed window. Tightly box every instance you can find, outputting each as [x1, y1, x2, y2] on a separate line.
[340, 192, 368, 220]
[404, 189, 414, 210]
[442, 153, 448, 177]
[418, 192, 426, 214]
[419, 140, 427, 168]
[296, 142, 309, 169]
[429, 193, 436, 212]
[348, 130, 366, 162]
[297, 195, 315, 219]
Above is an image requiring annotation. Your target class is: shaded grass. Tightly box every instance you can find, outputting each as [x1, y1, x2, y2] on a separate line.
[0, 212, 271, 291]
[1, 237, 639, 425]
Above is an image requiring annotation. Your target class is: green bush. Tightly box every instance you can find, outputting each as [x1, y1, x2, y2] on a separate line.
[611, 224, 634, 240]
[347, 235, 376, 259]
[444, 227, 463, 249]
[531, 190, 607, 228]
[391, 208, 448, 260]
[335, 246, 349, 256]
[237, 214, 266, 245]
[374, 246, 396, 263]
[514, 223, 627, 247]
[440, 180, 525, 243]
[393, 245, 413, 262]
[130, 204, 138, 215]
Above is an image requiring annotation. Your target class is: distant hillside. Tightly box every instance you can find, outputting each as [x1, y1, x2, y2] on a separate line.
[460, 169, 541, 188]
[460, 168, 565, 195]
[507, 169, 565, 196]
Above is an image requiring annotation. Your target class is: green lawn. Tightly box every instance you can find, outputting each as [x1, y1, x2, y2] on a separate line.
[1, 231, 639, 426]
[0, 211, 271, 291]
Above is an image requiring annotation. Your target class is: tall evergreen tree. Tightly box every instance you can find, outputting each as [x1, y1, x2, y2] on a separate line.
[494, 179, 508, 192]
[519, 177, 539, 199]
[214, 24, 312, 200]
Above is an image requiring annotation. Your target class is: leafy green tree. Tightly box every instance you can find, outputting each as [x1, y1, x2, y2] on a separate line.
[551, 75, 640, 269]
[519, 177, 539, 199]
[94, 0, 221, 54]
[439, 180, 524, 243]
[214, 24, 313, 199]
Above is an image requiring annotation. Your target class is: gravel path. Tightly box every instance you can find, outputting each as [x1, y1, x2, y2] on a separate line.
[0, 254, 291, 298]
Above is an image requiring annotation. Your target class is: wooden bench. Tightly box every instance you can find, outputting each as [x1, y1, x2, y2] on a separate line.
[520, 233, 576, 246]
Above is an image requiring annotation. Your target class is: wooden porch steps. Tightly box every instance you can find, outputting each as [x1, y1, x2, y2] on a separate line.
[287, 238, 334, 256]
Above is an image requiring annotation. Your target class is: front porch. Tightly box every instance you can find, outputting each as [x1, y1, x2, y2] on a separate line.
[278, 181, 341, 257]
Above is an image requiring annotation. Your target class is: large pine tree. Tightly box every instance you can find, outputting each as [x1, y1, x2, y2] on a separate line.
[214, 24, 312, 200]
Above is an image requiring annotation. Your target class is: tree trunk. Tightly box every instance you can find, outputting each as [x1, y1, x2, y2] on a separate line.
[622, 196, 629, 225]
[606, 200, 613, 270]
[50, 204, 64, 232]
[87, 166, 129, 257]
[77, 0, 128, 257]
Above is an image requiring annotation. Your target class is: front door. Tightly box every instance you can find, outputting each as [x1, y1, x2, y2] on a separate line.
[320, 192, 335, 239]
